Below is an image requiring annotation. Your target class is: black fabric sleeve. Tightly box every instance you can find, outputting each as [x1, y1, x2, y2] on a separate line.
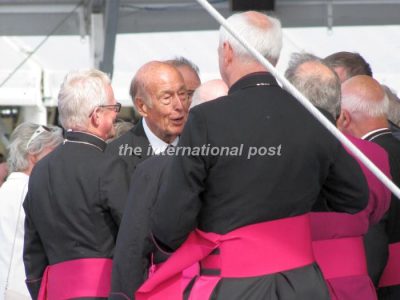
[23, 192, 49, 300]
[110, 157, 168, 299]
[100, 156, 130, 227]
[321, 142, 369, 214]
[151, 109, 208, 250]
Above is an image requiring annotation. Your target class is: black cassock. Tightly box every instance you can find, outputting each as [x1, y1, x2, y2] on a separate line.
[363, 129, 400, 300]
[23, 131, 129, 299]
[151, 72, 369, 300]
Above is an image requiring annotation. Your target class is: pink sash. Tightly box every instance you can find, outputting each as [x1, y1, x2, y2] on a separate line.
[379, 242, 400, 287]
[38, 258, 112, 300]
[313, 237, 368, 280]
[136, 214, 314, 300]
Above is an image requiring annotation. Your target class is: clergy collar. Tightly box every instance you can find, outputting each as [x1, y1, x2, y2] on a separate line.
[361, 128, 391, 141]
[142, 118, 179, 155]
[64, 131, 107, 152]
[229, 72, 278, 95]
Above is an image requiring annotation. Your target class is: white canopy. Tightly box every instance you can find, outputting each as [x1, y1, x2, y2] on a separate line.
[1, 25, 399, 111]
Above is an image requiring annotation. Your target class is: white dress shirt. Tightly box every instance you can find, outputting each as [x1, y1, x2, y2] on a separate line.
[142, 118, 179, 155]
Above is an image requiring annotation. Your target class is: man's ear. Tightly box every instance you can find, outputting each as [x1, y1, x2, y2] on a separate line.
[135, 97, 149, 117]
[336, 109, 351, 130]
[223, 42, 234, 65]
[89, 107, 101, 128]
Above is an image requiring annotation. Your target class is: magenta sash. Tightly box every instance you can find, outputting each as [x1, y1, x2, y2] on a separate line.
[38, 258, 112, 300]
[313, 237, 367, 280]
[379, 242, 400, 287]
[136, 214, 314, 300]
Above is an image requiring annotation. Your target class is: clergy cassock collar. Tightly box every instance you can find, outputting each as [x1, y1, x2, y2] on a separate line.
[362, 128, 391, 141]
[64, 131, 107, 152]
[229, 72, 279, 95]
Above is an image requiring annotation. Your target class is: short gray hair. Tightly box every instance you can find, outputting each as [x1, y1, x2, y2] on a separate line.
[58, 69, 111, 130]
[342, 91, 389, 118]
[385, 85, 400, 126]
[7, 122, 63, 173]
[285, 52, 341, 119]
[167, 56, 200, 74]
[219, 12, 282, 65]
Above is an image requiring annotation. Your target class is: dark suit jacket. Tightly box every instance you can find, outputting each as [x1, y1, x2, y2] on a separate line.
[106, 119, 152, 177]
[109, 156, 172, 300]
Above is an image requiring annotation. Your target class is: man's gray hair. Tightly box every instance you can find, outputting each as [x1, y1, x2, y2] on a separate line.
[7, 122, 63, 173]
[167, 56, 200, 74]
[385, 85, 400, 126]
[285, 52, 341, 119]
[342, 90, 389, 118]
[58, 69, 111, 130]
[219, 12, 282, 65]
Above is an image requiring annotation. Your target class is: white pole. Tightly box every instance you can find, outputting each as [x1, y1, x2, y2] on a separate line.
[195, 0, 400, 199]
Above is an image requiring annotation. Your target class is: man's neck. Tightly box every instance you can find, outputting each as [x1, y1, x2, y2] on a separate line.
[227, 62, 268, 88]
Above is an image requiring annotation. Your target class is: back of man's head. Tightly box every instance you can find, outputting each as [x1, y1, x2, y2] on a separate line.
[341, 75, 388, 119]
[285, 52, 341, 119]
[219, 11, 282, 66]
[58, 69, 111, 131]
[324, 51, 372, 83]
[190, 79, 228, 109]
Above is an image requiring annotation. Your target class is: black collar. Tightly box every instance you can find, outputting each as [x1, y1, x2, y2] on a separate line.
[229, 72, 278, 95]
[363, 128, 392, 142]
[64, 131, 107, 152]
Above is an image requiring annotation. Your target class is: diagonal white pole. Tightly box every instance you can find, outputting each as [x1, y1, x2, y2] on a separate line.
[196, 0, 400, 200]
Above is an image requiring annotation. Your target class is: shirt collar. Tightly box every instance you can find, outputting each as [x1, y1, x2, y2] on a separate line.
[142, 118, 179, 154]
[361, 128, 390, 140]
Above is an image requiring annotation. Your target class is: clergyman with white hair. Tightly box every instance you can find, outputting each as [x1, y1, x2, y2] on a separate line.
[23, 69, 130, 299]
[143, 11, 368, 300]
[0, 122, 62, 299]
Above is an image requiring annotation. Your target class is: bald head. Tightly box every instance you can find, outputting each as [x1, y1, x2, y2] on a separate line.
[341, 75, 388, 118]
[285, 52, 341, 119]
[130, 61, 184, 106]
[190, 79, 228, 109]
[337, 75, 389, 138]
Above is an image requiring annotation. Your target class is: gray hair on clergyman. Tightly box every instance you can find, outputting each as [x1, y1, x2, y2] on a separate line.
[219, 12, 282, 66]
[342, 91, 389, 118]
[285, 52, 341, 119]
[7, 123, 63, 173]
[58, 69, 111, 130]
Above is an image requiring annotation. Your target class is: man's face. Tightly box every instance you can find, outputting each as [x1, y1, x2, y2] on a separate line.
[142, 67, 189, 143]
[176, 65, 201, 101]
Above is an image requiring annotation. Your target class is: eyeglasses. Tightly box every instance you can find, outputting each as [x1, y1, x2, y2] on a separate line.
[26, 125, 51, 150]
[89, 102, 122, 117]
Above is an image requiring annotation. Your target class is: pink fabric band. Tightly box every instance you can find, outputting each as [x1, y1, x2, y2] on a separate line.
[136, 214, 314, 300]
[199, 214, 314, 277]
[312, 237, 367, 280]
[38, 258, 112, 300]
[379, 242, 400, 287]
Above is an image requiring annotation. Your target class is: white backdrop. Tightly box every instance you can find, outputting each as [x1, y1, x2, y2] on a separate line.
[1, 25, 399, 110]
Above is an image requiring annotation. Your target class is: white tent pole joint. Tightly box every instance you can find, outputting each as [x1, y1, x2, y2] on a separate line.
[195, 0, 400, 199]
